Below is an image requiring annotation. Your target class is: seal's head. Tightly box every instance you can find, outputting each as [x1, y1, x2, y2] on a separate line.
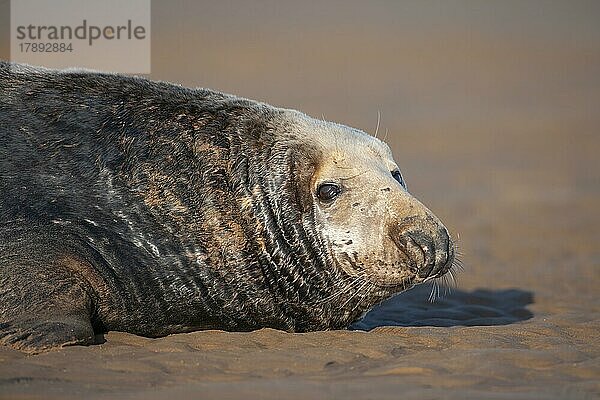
[263, 110, 455, 328]
[309, 121, 454, 287]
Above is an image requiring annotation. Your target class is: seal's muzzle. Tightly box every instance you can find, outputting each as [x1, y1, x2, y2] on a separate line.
[393, 216, 455, 281]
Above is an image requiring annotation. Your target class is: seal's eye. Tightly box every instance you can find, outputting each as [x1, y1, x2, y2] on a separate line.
[392, 170, 406, 189]
[317, 183, 341, 202]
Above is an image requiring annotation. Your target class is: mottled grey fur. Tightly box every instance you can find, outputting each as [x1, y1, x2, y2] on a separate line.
[0, 62, 453, 353]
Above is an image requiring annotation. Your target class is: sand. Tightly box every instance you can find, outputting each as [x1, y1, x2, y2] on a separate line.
[0, 2, 599, 399]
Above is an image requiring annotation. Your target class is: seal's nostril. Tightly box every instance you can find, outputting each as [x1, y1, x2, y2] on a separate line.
[405, 230, 435, 278]
[392, 219, 454, 280]
[406, 235, 425, 266]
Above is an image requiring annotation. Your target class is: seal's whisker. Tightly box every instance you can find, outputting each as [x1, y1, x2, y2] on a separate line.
[321, 281, 354, 303]
[349, 281, 377, 320]
[440, 274, 453, 296]
[452, 256, 465, 272]
[354, 279, 374, 308]
[453, 242, 464, 256]
[373, 110, 381, 139]
[441, 277, 449, 297]
[321, 274, 363, 303]
[340, 280, 370, 311]
[428, 280, 439, 302]
[429, 266, 461, 302]
[451, 232, 462, 245]
[428, 282, 434, 302]
[448, 268, 458, 288]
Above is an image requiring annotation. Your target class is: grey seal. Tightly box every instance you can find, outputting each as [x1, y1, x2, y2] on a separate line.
[0, 62, 455, 352]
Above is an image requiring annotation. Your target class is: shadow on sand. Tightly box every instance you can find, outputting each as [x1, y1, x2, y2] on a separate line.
[351, 284, 534, 331]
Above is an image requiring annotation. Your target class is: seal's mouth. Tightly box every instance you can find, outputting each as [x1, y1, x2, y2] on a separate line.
[359, 237, 457, 299]
[368, 277, 417, 297]
[334, 245, 455, 295]
[362, 251, 461, 304]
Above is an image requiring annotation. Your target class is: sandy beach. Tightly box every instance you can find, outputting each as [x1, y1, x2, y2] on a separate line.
[0, 1, 598, 399]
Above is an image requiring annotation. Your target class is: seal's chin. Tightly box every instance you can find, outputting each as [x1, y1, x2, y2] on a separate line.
[365, 273, 419, 296]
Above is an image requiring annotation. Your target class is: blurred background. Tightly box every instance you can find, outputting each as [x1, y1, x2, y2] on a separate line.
[1, 0, 598, 295]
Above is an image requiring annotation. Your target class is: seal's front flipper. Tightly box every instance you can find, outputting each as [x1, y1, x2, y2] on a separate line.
[0, 235, 100, 353]
[0, 316, 95, 354]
